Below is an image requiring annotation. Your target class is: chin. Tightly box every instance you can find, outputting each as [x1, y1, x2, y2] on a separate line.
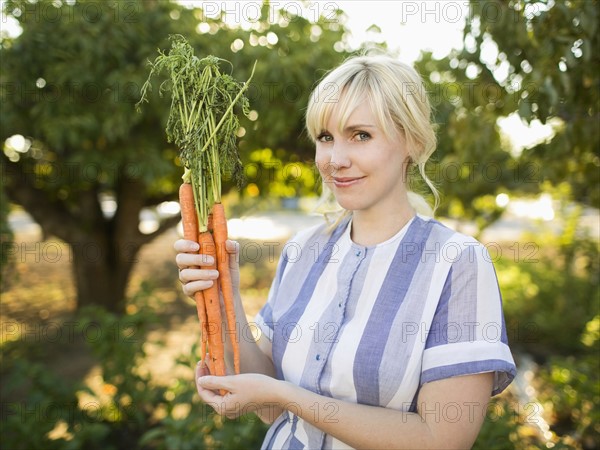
[335, 197, 368, 212]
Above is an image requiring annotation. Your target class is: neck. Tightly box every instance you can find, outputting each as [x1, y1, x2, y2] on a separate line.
[350, 205, 415, 247]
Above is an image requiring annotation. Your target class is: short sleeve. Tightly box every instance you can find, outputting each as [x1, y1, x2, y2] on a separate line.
[421, 243, 517, 396]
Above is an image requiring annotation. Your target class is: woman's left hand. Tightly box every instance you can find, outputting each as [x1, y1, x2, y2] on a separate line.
[195, 362, 282, 419]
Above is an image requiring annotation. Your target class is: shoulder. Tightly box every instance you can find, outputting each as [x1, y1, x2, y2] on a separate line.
[413, 215, 494, 267]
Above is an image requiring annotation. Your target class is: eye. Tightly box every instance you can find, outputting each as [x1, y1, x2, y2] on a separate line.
[353, 131, 371, 141]
[316, 132, 333, 143]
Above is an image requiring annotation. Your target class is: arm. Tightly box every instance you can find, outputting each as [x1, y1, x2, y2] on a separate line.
[196, 372, 494, 449]
[276, 372, 493, 449]
[227, 280, 276, 378]
[221, 290, 283, 423]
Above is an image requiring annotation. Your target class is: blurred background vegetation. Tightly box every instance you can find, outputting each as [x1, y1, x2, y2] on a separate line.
[1, 0, 598, 448]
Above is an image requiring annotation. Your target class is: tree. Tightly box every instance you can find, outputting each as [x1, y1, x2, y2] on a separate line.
[1, 0, 348, 313]
[417, 0, 599, 225]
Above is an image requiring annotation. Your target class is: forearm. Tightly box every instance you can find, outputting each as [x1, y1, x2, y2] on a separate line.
[254, 404, 285, 424]
[198, 362, 491, 449]
[223, 293, 275, 377]
[274, 381, 437, 449]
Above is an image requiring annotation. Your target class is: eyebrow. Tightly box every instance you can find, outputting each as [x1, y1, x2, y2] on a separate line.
[342, 124, 376, 132]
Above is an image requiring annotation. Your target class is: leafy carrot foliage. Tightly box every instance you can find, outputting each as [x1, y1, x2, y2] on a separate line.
[136, 34, 255, 228]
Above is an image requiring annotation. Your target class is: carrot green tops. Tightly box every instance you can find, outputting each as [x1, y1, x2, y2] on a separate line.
[255, 214, 516, 450]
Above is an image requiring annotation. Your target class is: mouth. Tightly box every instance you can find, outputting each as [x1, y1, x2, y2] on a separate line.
[332, 176, 365, 188]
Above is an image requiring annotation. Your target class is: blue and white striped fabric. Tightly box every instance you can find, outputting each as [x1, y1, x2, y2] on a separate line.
[255, 214, 516, 450]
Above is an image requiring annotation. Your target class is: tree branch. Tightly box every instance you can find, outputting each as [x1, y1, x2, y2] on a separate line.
[1, 155, 83, 242]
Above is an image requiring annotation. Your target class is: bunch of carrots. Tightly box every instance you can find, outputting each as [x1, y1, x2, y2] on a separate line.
[136, 35, 255, 377]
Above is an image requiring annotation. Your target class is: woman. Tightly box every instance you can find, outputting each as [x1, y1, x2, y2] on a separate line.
[175, 53, 517, 449]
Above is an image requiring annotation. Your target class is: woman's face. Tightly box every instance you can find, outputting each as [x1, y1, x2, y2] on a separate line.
[315, 100, 411, 216]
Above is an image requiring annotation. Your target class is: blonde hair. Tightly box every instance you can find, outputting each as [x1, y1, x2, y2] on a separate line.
[305, 53, 439, 222]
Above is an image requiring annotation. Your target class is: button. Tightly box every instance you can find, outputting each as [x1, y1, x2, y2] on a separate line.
[316, 354, 321, 361]
[356, 250, 361, 257]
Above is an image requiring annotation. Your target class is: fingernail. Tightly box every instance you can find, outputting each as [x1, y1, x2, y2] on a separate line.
[192, 243, 200, 251]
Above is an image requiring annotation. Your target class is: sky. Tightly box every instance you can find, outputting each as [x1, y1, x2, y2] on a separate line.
[1, 1, 466, 61]
[179, 0, 468, 63]
[330, 0, 467, 62]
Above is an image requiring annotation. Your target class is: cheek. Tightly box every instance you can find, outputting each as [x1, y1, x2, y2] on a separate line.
[314, 148, 330, 175]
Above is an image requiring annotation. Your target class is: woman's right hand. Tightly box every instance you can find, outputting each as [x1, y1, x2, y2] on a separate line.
[173, 239, 241, 299]
[174, 239, 220, 298]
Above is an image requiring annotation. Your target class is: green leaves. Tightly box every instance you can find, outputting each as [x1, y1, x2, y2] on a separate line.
[418, 0, 599, 227]
[463, 0, 600, 206]
[136, 34, 254, 227]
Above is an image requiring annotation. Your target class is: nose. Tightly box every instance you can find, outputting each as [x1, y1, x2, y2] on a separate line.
[328, 143, 351, 172]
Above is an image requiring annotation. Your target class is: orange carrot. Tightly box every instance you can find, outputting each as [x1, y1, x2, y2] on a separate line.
[139, 38, 255, 383]
[179, 183, 208, 361]
[211, 202, 240, 374]
[198, 230, 227, 386]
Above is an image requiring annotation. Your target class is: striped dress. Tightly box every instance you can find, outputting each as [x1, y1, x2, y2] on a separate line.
[255, 214, 517, 449]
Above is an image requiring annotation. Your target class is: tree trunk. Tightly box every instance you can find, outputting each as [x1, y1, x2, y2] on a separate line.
[70, 232, 138, 314]
[3, 156, 181, 314]
[1, 157, 128, 312]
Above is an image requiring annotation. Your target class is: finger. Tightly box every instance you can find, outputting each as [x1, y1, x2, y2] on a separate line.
[174, 239, 200, 253]
[195, 360, 210, 380]
[176, 253, 215, 269]
[197, 375, 232, 392]
[197, 383, 222, 404]
[182, 280, 215, 297]
[196, 372, 226, 406]
[196, 361, 220, 401]
[179, 268, 219, 283]
[225, 240, 239, 254]
[225, 240, 241, 275]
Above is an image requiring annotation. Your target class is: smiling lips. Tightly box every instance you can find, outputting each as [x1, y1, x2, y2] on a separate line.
[332, 176, 365, 187]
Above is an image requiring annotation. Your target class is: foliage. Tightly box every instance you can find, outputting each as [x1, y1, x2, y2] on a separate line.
[474, 319, 599, 450]
[415, 50, 515, 229]
[1, 0, 195, 312]
[136, 34, 253, 222]
[0, 0, 348, 311]
[0, 283, 268, 449]
[468, 184, 600, 449]
[496, 190, 599, 359]
[474, 395, 539, 450]
[536, 352, 600, 448]
[413, 0, 599, 229]
[240, 147, 320, 204]
[0, 186, 14, 283]
[463, 0, 599, 207]
[1, 358, 81, 450]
